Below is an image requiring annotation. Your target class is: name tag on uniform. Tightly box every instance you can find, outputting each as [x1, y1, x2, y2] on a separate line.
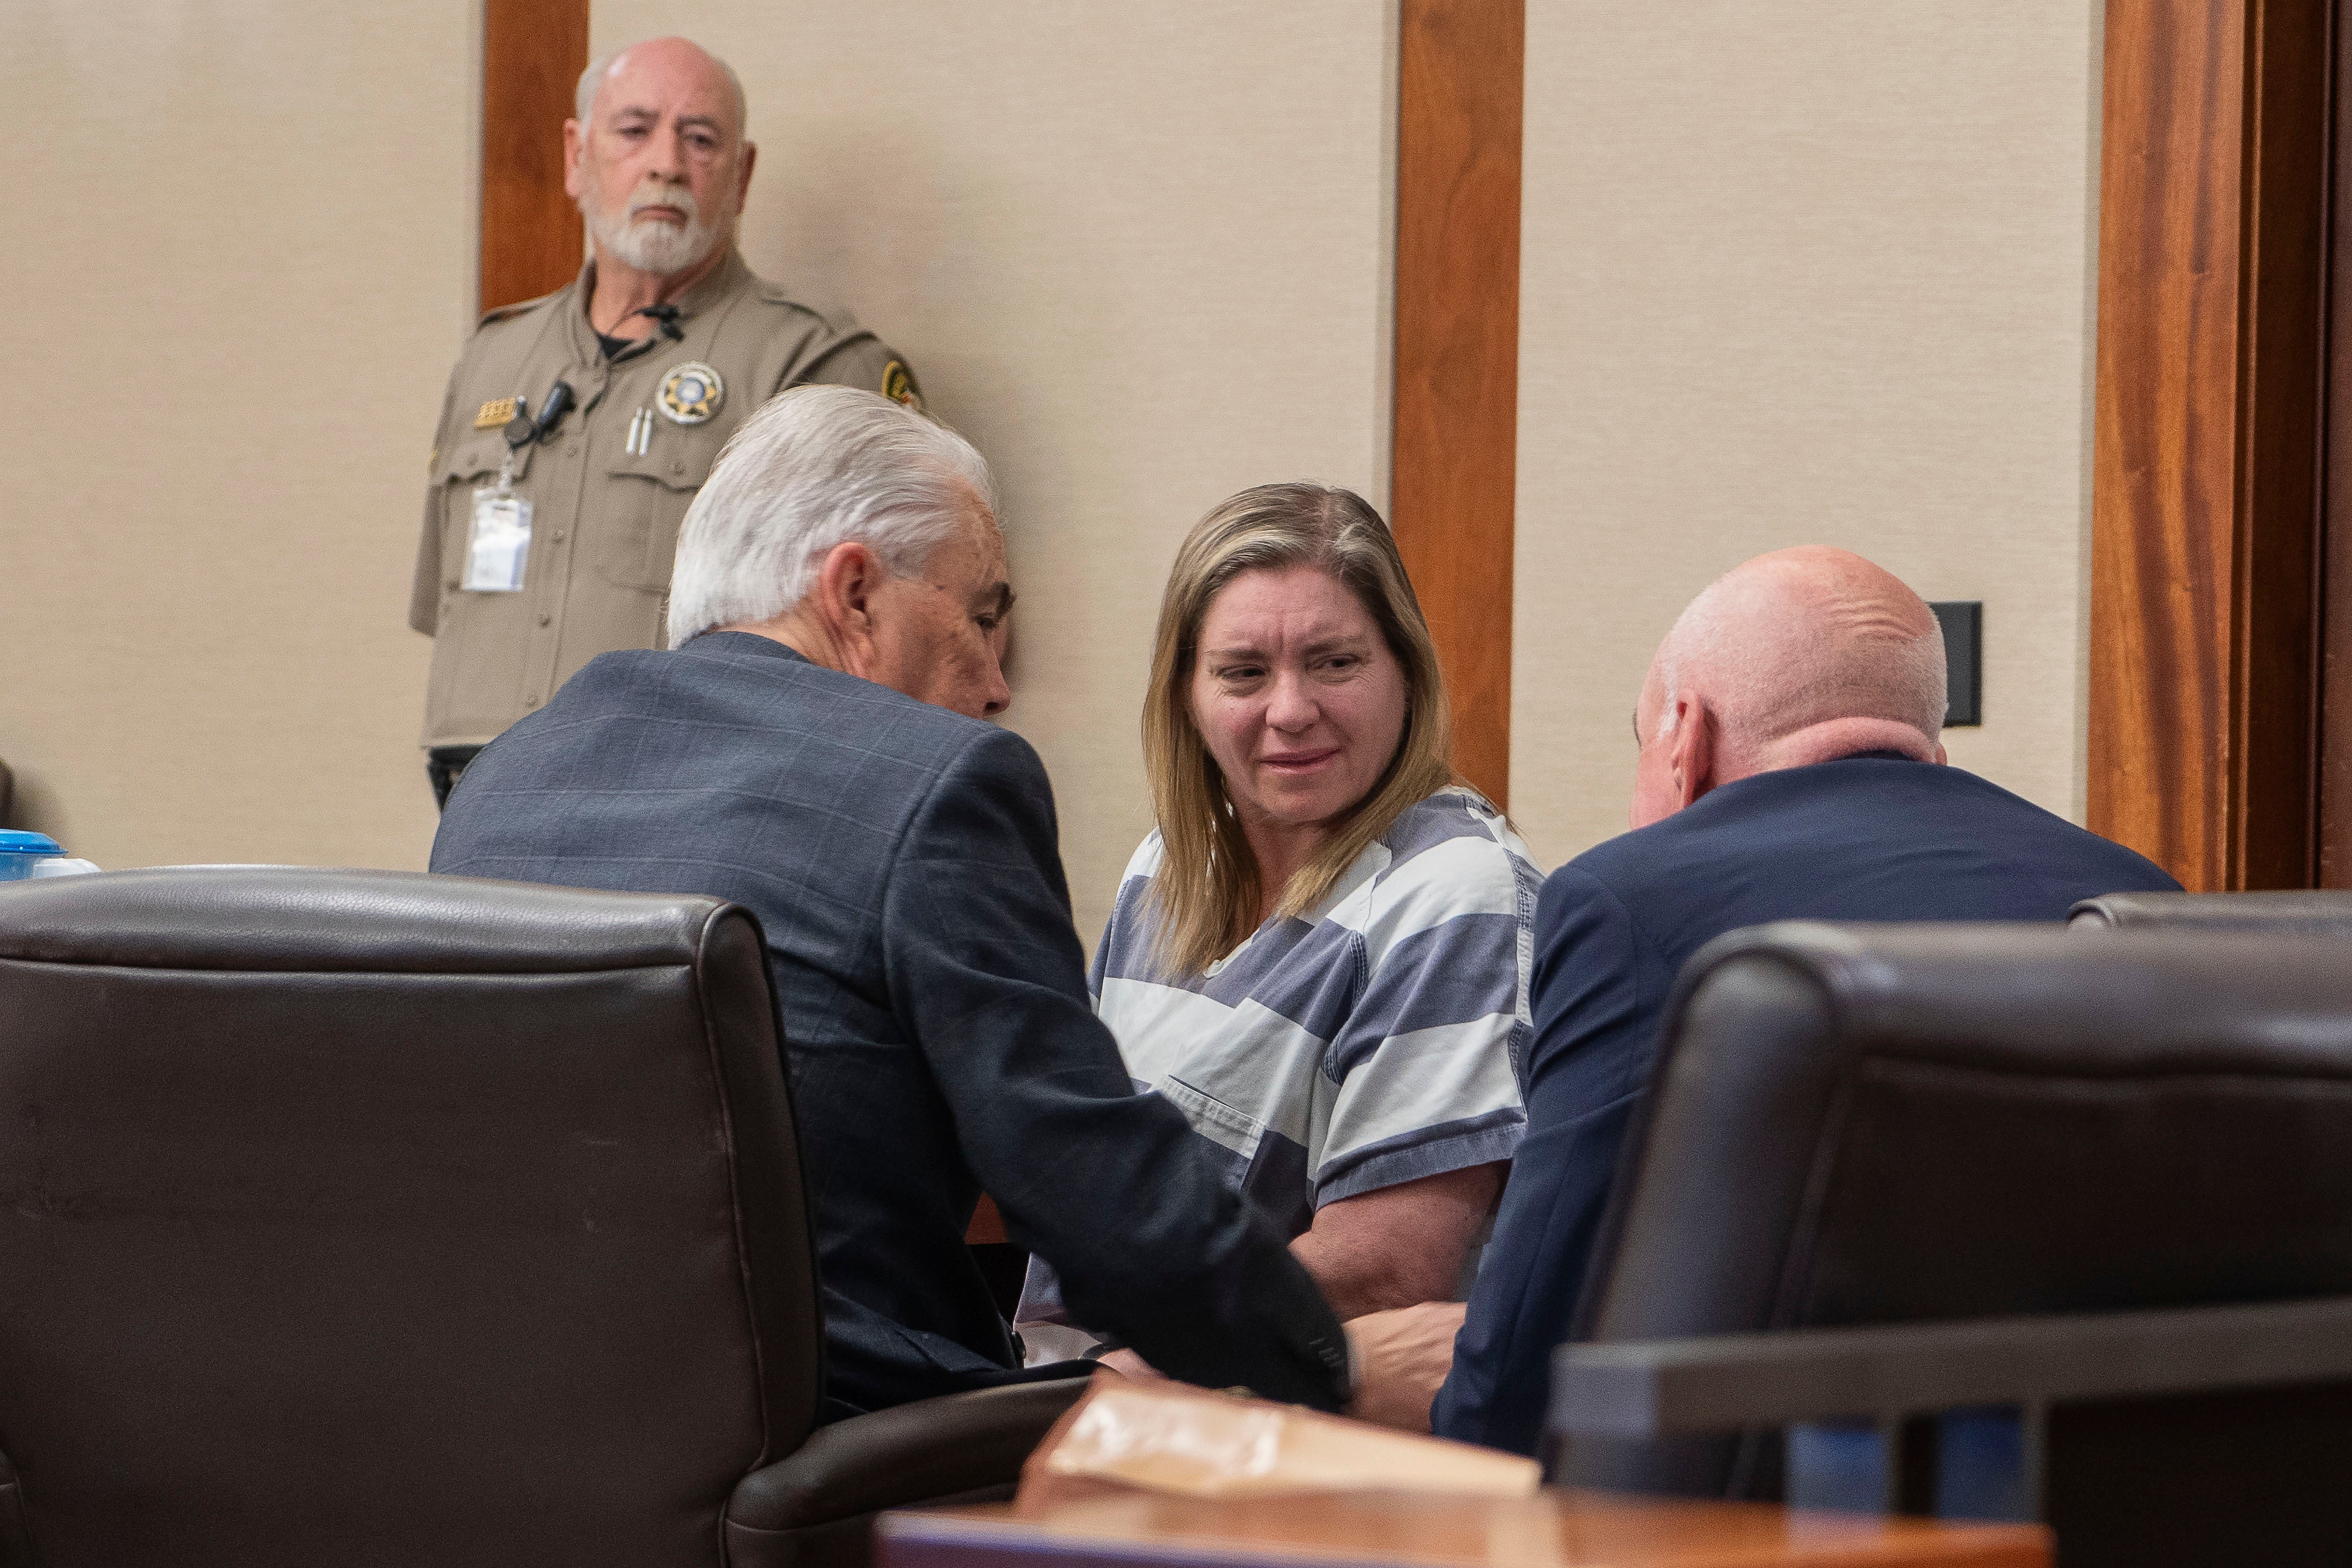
[463, 484, 533, 592]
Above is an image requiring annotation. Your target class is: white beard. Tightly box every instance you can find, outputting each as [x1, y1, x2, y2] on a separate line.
[583, 180, 723, 277]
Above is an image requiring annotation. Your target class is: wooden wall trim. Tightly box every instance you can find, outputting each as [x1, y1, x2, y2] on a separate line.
[1392, 0, 1525, 811]
[2242, 0, 2331, 888]
[2090, 0, 2329, 891]
[2323, 1, 2352, 884]
[480, 0, 590, 316]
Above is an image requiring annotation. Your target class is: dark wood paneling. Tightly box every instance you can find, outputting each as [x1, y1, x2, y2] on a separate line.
[2240, 0, 2330, 889]
[480, 0, 589, 315]
[1392, 0, 1524, 810]
[2091, 0, 2329, 891]
[2323, 4, 2352, 885]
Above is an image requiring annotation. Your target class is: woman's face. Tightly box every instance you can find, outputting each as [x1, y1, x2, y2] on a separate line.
[1189, 564, 1409, 837]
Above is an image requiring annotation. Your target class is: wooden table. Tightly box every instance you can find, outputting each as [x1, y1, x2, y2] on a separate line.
[876, 1490, 2048, 1568]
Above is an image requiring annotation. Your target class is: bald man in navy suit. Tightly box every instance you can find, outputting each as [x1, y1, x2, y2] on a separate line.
[1433, 547, 2178, 1454]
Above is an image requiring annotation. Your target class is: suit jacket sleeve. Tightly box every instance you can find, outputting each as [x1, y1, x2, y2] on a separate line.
[879, 726, 1351, 1409]
[1434, 864, 1652, 1454]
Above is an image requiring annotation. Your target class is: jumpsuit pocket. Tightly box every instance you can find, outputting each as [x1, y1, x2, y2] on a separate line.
[1159, 1076, 1269, 1190]
[1161, 1075, 1313, 1240]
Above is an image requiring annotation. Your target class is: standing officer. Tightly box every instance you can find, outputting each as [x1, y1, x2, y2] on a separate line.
[411, 36, 922, 805]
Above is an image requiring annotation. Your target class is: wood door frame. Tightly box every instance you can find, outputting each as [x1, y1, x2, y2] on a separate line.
[2323, 0, 2352, 882]
[2090, 0, 2333, 891]
[1392, 0, 1526, 811]
[480, 0, 588, 316]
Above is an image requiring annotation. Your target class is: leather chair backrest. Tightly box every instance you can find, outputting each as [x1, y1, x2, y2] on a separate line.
[0, 868, 819, 1568]
[1564, 922, 2352, 1502]
[2070, 889, 2352, 933]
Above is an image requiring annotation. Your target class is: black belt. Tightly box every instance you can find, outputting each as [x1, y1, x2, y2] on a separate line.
[425, 745, 482, 811]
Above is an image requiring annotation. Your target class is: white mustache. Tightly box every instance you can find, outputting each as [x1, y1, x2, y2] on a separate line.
[627, 184, 699, 225]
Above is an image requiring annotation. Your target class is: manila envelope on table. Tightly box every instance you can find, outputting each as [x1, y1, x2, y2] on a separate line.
[1019, 1371, 1541, 1506]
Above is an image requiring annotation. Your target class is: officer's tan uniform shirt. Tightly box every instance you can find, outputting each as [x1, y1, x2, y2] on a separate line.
[411, 250, 917, 747]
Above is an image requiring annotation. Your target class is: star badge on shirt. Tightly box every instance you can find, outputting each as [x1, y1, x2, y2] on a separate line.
[658, 362, 726, 425]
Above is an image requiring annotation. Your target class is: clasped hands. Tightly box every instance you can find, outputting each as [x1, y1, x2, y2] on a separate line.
[1095, 1299, 1467, 1433]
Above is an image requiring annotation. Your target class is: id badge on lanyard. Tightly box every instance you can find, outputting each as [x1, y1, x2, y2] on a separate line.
[462, 453, 532, 593]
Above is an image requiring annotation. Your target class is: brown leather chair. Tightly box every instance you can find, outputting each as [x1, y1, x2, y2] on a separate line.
[1556, 922, 2352, 1564]
[2071, 887, 2352, 933]
[0, 867, 1083, 1568]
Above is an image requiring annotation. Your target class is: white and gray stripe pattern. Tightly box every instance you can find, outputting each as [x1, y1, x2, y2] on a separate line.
[1015, 788, 1538, 1342]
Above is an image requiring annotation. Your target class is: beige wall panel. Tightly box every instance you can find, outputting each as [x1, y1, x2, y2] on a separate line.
[2, 3, 473, 869]
[1510, 1, 2102, 866]
[591, 0, 1397, 943]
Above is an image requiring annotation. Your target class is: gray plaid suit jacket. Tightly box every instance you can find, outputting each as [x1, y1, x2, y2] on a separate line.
[431, 631, 1348, 1419]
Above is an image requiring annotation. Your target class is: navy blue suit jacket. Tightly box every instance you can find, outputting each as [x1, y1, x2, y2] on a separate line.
[431, 632, 1348, 1419]
[1432, 755, 2180, 1453]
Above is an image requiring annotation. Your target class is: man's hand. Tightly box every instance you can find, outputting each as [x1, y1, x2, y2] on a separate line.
[1342, 1301, 1467, 1432]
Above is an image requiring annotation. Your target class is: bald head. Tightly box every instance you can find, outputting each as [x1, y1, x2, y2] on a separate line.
[578, 39, 746, 141]
[1631, 547, 1946, 827]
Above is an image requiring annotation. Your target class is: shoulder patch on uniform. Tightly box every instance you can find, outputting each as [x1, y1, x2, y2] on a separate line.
[882, 359, 923, 412]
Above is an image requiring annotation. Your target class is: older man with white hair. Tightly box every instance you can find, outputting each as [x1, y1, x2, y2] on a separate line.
[411, 36, 922, 810]
[431, 388, 1467, 1423]
[1432, 546, 2180, 1455]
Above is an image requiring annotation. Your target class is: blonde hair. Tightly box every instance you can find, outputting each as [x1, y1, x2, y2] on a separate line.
[1142, 483, 1455, 976]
